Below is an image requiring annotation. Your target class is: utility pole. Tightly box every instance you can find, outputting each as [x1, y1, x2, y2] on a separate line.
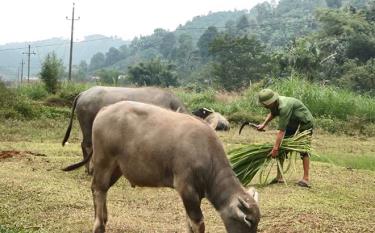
[17, 67, 20, 85]
[22, 45, 35, 83]
[66, 2, 80, 81]
[20, 59, 25, 83]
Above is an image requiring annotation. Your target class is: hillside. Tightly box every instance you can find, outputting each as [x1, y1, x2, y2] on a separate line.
[0, 35, 128, 80]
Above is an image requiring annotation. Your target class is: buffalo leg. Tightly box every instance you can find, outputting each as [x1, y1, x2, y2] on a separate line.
[103, 167, 122, 224]
[91, 156, 121, 233]
[80, 121, 93, 174]
[81, 140, 92, 174]
[178, 186, 205, 233]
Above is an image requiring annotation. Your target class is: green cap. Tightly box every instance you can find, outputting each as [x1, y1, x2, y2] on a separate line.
[258, 89, 279, 105]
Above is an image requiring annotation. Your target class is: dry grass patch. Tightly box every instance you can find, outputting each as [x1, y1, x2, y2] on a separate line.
[0, 125, 374, 233]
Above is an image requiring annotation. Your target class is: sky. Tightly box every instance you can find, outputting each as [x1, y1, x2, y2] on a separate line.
[0, 0, 268, 45]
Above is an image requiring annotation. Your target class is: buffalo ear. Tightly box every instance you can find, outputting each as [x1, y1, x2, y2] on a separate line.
[247, 187, 259, 204]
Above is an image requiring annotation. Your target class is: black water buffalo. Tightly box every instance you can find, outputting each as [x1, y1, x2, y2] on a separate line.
[192, 107, 230, 131]
[67, 101, 260, 233]
[62, 86, 187, 173]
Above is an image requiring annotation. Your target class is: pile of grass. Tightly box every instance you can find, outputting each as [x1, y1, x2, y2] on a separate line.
[229, 130, 313, 186]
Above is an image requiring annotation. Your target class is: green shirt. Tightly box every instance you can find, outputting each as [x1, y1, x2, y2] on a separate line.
[270, 96, 314, 131]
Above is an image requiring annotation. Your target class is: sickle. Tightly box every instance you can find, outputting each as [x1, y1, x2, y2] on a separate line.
[239, 122, 250, 135]
[239, 122, 265, 135]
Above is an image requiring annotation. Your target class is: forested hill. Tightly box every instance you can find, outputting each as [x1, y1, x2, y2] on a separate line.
[174, 10, 249, 43]
[87, 0, 326, 72]
[89, 0, 371, 72]
[84, 0, 373, 96]
[175, 0, 327, 48]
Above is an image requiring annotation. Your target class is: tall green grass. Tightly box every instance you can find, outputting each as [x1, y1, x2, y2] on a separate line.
[173, 77, 375, 135]
[270, 77, 375, 123]
[15, 82, 92, 103]
[0, 82, 71, 120]
[16, 83, 49, 100]
[2, 79, 375, 135]
[173, 87, 266, 123]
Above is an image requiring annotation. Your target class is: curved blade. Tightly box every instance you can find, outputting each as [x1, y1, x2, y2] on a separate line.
[239, 121, 250, 135]
[239, 122, 265, 135]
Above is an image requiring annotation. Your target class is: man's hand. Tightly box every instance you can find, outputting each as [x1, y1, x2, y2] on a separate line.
[270, 130, 285, 158]
[271, 147, 279, 158]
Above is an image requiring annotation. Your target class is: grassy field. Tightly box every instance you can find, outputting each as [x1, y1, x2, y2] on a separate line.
[0, 119, 374, 233]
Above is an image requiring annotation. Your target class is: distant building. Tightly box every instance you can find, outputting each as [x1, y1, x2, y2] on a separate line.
[25, 76, 40, 83]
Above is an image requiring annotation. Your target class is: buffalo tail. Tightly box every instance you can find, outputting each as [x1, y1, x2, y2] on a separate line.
[62, 151, 92, 171]
[62, 93, 81, 146]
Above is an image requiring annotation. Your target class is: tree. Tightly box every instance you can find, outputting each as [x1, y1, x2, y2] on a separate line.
[286, 38, 321, 81]
[315, 8, 374, 41]
[209, 34, 271, 91]
[312, 7, 375, 86]
[325, 0, 342, 8]
[95, 69, 121, 85]
[365, 1, 375, 22]
[236, 15, 250, 36]
[119, 44, 130, 59]
[105, 47, 122, 66]
[159, 32, 177, 59]
[346, 35, 375, 62]
[177, 34, 194, 60]
[339, 58, 375, 94]
[197, 26, 219, 61]
[127, 59, 178, 87]
[73, 60, 88, 81]
[225, 20, 237, 37]
[175, 34, 196, 76]
[89, 52, 105, 71]
[252, 2, 273, 24]
[40, 52, 64, 94]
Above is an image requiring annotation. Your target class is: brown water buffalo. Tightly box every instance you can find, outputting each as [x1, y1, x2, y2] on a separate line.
[192, 107, 230, 131]
[62, 86, 187, 173]
[68, 101, 260, 233]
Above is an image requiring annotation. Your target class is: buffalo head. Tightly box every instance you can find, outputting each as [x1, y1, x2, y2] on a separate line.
[192, 107, 214, 119]
[221, 188, 260, 233]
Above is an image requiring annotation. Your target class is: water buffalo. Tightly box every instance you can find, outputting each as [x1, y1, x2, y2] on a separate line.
[68, 101, 260, 233]
[192, 108, 230, 131]
[62, 86, 187, 173]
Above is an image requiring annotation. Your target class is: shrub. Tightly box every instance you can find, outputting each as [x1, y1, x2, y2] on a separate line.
[16, 83, 49, 100]
[58, 82, 92, 105]
[13, 100, 38, 119]
[40, 52, 64, 94]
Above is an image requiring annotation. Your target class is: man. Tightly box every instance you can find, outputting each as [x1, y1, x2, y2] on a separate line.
[256, 89, 314, 188]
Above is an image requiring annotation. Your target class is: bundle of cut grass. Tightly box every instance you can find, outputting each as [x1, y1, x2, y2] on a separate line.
[229, 130, 313, 186]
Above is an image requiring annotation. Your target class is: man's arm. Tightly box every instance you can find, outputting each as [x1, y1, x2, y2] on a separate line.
[257, 113, 274, 131]
[271, 130, 286, 158]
